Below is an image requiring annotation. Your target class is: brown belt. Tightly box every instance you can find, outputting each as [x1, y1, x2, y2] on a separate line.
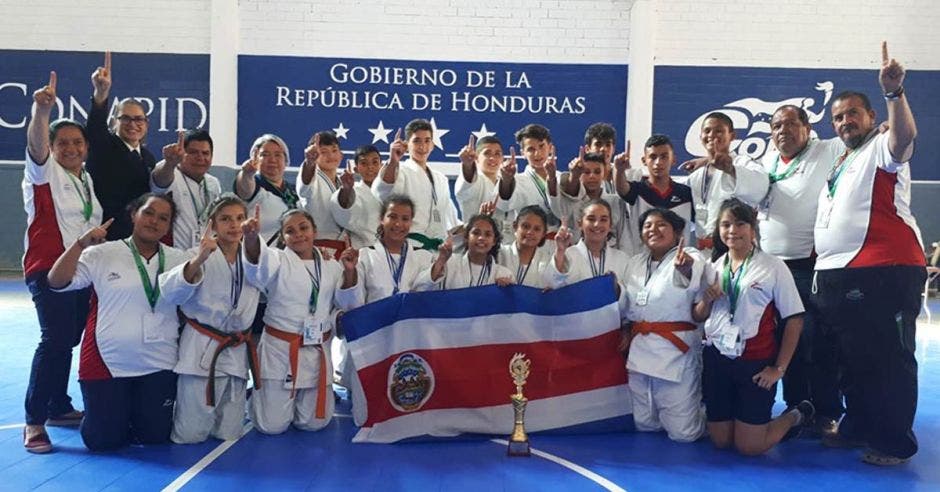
[186, 318, 261, 406]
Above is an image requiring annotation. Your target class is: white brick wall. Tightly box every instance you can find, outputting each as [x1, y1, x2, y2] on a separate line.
[653, 0, 940, 70]
[238, 0, 633, 63]
[0, 0, 211, 53]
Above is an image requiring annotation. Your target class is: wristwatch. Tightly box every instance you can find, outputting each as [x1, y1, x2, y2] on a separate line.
[884, 86, 905, 99]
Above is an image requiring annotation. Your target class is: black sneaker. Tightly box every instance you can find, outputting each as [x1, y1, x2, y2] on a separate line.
[782, 400, 815, 441]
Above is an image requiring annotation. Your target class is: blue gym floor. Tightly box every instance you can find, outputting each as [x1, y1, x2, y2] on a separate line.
[1, 277, 939, 492]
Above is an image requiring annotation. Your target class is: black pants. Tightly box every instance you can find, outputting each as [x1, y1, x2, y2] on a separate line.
[779, 259, 842, 420]
[24, 271, 89, 425]
[814, 265, 924, 459]
[79, 370, 178, 451]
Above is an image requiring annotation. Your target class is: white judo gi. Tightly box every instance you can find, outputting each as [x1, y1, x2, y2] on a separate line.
[244, 244, 362, 434]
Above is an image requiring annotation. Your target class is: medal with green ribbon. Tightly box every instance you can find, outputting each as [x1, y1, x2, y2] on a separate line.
[721, 249, 754, 321]
[125, 239, 165, 312]
[66, 170, 93, 222]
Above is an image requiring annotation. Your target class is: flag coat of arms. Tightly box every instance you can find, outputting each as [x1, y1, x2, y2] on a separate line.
[343, 276, 633, 443]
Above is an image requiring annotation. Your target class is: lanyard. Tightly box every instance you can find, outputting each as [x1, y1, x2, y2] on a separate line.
[528, 169, 551, 210]
[424, 167, 438, 206]
[229, 246, 244, 309]
[768, 145, 808, 184]
[304, 252, 322, 313]
[827, 131, 877, 198]
[721, 249, 754, 320]
[645, 246, 677, 286]
[259, 175, 299, 209]
[384, 244, 408, 295]
[516, 260, 531, 285]
[470, 257, 492, 287]
[588, 247, 606, 278]
[317, 169, 339, 194]
[66, 169, 93, 222]
[700, 165, 712, 204]
[125, 239, 165, 312]
[182, 174, 211, 224]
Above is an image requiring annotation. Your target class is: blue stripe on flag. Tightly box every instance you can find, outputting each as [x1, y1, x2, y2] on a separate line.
[343, 275, 618, 342]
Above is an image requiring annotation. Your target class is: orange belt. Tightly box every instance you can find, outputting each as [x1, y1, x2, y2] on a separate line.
[696, 237, 713, 250]
[631, 321, 697, 353]
[186, 318, 261, 406]
[264, 324, 330, 419]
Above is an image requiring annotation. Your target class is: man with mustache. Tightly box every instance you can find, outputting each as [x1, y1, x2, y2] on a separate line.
[813, 42, 925, 466]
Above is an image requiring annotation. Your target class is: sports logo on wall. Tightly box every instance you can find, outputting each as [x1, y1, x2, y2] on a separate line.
[654, 65, 940, 180]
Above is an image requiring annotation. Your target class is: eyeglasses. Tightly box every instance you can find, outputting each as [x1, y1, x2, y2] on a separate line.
[118, 115, 148, 124]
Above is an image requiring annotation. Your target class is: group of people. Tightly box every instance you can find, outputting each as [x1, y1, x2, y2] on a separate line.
[21, 44, 926, 467]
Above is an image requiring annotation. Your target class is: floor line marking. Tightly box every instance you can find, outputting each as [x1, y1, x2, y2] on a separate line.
[0, 423, 24, 430]
[161, 422, 253, 492]
[489, 439, 626, 492]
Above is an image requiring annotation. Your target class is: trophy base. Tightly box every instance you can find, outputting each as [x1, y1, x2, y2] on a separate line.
[507, 439, 531, 457]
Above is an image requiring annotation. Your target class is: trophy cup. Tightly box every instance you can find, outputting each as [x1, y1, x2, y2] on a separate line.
[507, 353, 531, 457]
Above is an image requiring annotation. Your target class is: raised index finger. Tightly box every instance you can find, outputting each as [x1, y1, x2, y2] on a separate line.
[254, 204, 261, 221]
[509, 146, 516, 162]
[394, 128, 402, 142]
[104, 51, 112, 72]
[177, 130, 185, 147]
[49, 71, 57, 90]
[202, 219, 214, 240]
[626, 139, 631, 156]
[882, 40, 889, 64]
[469, 134, 476, 149]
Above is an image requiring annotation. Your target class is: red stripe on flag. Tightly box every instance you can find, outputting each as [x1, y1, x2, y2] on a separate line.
[360, 330, 626, 426]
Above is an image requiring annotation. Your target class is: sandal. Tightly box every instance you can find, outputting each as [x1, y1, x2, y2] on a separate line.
[24, 426, 52, 454]
[861, 449, 910, 466]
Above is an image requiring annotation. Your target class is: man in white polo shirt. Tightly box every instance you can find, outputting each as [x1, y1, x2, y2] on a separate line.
[813, 42, 925, 466]
[759, 105, 844, 437]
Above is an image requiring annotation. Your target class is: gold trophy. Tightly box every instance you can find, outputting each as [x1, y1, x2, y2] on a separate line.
[507, 353, 531, 457]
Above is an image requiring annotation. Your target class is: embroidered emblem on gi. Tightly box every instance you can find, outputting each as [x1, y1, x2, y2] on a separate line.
[846, 288, 865, 301]
[387, 352, 434, 413]
[670, 196, 682, 203]
[106, 272, 121, 281]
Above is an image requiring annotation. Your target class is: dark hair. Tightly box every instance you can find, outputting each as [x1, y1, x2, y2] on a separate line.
[638, 207, 686, 238]
[354, 144, 380, 163]
[582, 152, 606, 165]
[183, 128, 213, 153]
[207, 193, 247, 222]
[476, 135, 502, 151]
[578, 198, 613, 222]
[514, 124, 552, 144]
[831, 90, 872, 112]
[465, 213, 502, 258]
[584, 122, 616, 146]
[378, 194, 416, 238]
[703, 112, 734, 132]
[49, 118, 88, 145]
[773, 105, 810, 126]
[513, 205, 549, 247]
[405, 119, 433, 139]
[127, 192, 177, 225]
[276, 209, 317, 250]
[310, 130, 339, 147]
[644, 133, 674, 150]
[710, 198, 759, 261]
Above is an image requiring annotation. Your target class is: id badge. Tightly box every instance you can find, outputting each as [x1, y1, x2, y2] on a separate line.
[303, 315, 323, 346]
[142, 313, 165, 344]
[283, 373, 294, 390]
[816, 201, 833, 229]
[432, 209, 442, 224]
[715, 324, 741, 357]
[635, 290, 650, 306]
[757, 196, 772, 221]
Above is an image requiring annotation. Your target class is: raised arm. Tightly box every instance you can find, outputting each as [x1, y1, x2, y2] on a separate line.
[880, 41, 917, 162]
[27, 71, 57, 164]
[151, 131, 185, 188]
[48, 218, 113, 289]
[299, 134, 321, 186]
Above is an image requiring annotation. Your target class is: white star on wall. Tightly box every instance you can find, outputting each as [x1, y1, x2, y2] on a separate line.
[430, 117, 450, 151]
[471, 123, 496, 140]
[368, 120, 393, 144]
[333, 123, 350, 139]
